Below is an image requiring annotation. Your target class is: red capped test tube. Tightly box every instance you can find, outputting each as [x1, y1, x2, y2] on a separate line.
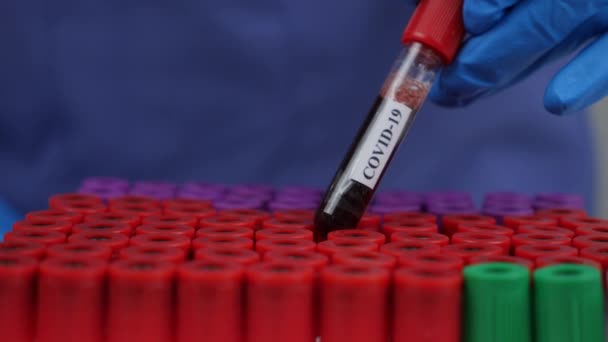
[390, 231, 449, 247]
[442, 214, 496, 237]
[535, 255, 601, 270]
[452, 232, 511, 255]
[256, 238, 316, 256]
[135, 223, 195, 238]
[5, 230, 66, 247]
[219, 209, 271, 229]
[85, 212, 141, 229]
[560, 217, 608, 230]
[380, 241, 441, 259]
[320, 265, 390, 342]
[0, 240, 46, 259]
[14, 218, 72, 234]
[393, 267, 462, 342]
[256, 227, 314, 241]
[192, 236, 254, 250]
[196, 226, 254, 239]
[328, 229, 386, 246]
[535, 208, 586, 220]
[195, 247, 260, 265]
[49, 193, 102, 208]
[164, 205, 216, 222]
[177, 260, 244, 342]
[0, 255, 38, 342]
[130, 233, 191, 253]
[26, 209, 83, 224]
[399, 252, 464, 271]
[382, 219, 438, 239]
[262, 217, 314, 231]
[110, 203, 162, 219]
[51, 198, 106, 215]
[515, 244, 578, 262]
[264, 250, 329, 270]
[37, 257, 107, 342]
[580, 246, 608, 271]
[357, 213, 382, 230]
[72, 221, 132, 236]
[120, 245, 186, 263]
[163, 198, 212, 209]
[383, 212, 437, 223]
[468, 255, 534, 271]
[69, 231, 129, 254]
[273, 209, 315, 220]
[47, 242, 112, 261]
[503, 215, 558, 231]
[441, 243, 502, 264]
[142, 213, 198, 229]
[200, 215, 256, 230]
[512, 233, 571, 248]
[318, 239, 378, 259]
[456, 223, 514, 237]
[109, 195, 160, 208]
[333, 250, 397, 269]
[576, 225, 608, 236]
[573, 234, 608, 249]
[247, 262, 315, 342]
[107, 260, 175, 342]
[518, 225, 574, 238]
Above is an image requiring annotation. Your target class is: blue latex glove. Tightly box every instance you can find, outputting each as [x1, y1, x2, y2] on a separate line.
[0, 198, 20, 240]
[430, 0, 608, 115]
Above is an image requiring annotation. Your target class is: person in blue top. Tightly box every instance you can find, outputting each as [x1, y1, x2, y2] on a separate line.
[0, 0, 604, 232]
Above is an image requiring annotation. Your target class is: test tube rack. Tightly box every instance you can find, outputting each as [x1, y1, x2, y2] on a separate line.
[0, 177, 605, 342]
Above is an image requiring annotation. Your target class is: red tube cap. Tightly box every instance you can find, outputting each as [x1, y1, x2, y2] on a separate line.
[402, 0, 465, 64]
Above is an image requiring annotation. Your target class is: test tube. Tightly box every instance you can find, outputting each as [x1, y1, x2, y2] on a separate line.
[393, 267, 462, 342]
[37, 257, 107, 342]
[0, 255, 37, 342]
[107, 260, 175, 342]
[441, 214, 496, 238]
[320, 265, 390, 342]
[177, 260, 244, 342]
[327, 229, 386, 246]
[246, 262, 315, 342]
[464, 263, 532, 342]
[313, 0, 465, 241]
[534, 264, 604, 342]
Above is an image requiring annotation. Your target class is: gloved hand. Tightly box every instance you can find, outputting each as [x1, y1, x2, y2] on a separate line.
[0, 198, 20, 239]
[429, 0, 608, 115]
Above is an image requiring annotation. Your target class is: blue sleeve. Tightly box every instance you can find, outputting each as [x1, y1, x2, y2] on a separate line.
[0, 198, 20, 240]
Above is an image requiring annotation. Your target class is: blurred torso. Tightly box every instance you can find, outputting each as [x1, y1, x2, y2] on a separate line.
[0, 0, 594, 212]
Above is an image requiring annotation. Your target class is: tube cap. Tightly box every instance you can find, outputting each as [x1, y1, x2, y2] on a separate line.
[402, 0, 465, 64]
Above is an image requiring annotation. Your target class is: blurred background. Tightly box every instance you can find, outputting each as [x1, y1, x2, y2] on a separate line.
[591, 100, 608, 217]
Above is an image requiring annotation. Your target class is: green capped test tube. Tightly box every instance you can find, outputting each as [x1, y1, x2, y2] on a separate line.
[534, 264, 604, 342]
[463, 262, 531, 342]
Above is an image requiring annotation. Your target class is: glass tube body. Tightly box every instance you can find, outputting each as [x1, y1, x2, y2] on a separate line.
[314, 42, 443, 241]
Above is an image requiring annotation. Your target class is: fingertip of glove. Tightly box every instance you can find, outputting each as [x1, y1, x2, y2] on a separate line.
[463, 1, 502, 35]
[544, 87, 571, 116]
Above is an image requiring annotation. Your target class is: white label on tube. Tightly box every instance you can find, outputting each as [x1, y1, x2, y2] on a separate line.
[349, 100, 413, 189]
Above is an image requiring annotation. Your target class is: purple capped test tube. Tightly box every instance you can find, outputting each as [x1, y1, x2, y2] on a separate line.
[78, 186, 127, 201]
[425, 191, 475, 210]
[81, 177, 130, 191]
[267, 201, 319, 211]
[374, 190, 425, 206]
[483, 192, 530, 205]
[181, 182, 227, 195]
[213, 198, 266, 210]
[227, 184, 274, 196]
[133, 180, 177, 192]
[533, 193, 585, 210]
[277, 186, 323, 197]
[482, 204, 534, 224]
[175, 189, 224, 202]
[273, 192, 321, 204]
[129, 188, 175, 200]
[369, 202, 422, 215]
